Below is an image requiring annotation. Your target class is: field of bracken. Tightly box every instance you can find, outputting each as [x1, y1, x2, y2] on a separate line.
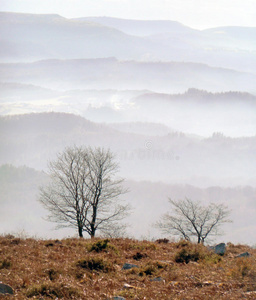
[0, 235, 255, 299]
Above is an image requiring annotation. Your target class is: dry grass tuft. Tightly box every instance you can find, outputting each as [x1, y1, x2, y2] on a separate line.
[26, 282, 80, 298]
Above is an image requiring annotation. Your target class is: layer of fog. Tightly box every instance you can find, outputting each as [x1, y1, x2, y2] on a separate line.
[0, 165, 255, 245]
[1, 113, 255, 189]
[1, 86, 255, 137]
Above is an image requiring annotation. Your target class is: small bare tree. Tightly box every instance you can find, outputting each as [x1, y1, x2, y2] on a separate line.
[39, 146, 129, 238]
[155, 198, 231, 243]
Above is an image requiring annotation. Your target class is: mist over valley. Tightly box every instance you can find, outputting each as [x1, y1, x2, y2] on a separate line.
[0, 11, 255, 244]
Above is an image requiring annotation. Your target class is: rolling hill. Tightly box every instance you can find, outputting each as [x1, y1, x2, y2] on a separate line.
[1, 58, 256, 93]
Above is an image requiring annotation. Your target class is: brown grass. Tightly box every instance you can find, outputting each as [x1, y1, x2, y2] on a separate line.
[0, 235, 255, 299]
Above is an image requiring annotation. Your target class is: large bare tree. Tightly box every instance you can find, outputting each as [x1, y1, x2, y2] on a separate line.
[155, 198, 231, 243]
[39, 146, 129, 238]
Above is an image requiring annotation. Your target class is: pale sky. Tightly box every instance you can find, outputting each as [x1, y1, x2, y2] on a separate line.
[0, 0, 255, 29]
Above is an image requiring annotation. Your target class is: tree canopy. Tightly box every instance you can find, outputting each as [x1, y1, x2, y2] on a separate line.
[39, 146, 129, 238]
[156, 198, 231, 243]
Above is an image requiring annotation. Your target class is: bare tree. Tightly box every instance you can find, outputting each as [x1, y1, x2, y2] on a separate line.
[155, 198, 231, 243]
[39, 146, 129, 238]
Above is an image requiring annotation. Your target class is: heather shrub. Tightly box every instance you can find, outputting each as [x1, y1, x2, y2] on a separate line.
[76, 257, 114, 273]
[88, 239, 118, 254]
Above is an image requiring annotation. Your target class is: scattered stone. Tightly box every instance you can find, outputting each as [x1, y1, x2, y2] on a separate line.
[236, 252, 251, 258]
[211, 243, 226, 255]
[150, 277, 164, 282]
[0, 283, 14, 295]
[122, 263, 139, 270]
[45, 242, 54, 247]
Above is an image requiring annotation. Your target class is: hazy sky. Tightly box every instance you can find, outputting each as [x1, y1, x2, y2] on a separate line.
[0, 0, 255, 29]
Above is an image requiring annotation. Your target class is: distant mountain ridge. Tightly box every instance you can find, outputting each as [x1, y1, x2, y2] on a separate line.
[0, 12, 255, 73]
[74, 16, 196, 36]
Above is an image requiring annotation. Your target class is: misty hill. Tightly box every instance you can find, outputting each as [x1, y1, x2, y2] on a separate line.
[80, 17, 256, 73]
[1, 164, 255, 244]
[78, 16, 256, 50]
[108, 122, 175, 136]
[1, 12, 255, 73]
[0, 12, 156, 62]
[0, 112, 255, 187]
[129, 89, 256, 136]
[75, 17, 196, 37]
[135, 88, 256, 104]
[1, 58, 255, 93]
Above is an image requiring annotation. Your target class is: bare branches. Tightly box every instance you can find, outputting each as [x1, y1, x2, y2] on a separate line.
[155, 198, 231, 243]
[39, 146, 129, 238]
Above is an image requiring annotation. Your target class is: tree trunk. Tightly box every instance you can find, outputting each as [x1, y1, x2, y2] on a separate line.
[90, 229, 95, 239]
[90, 205, 97, 238]
[78, 226, 83, 238]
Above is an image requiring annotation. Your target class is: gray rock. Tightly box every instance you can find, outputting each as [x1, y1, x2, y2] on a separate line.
[112, 297, 126, 300]
[122, 263, 139, 270]
[236, 252, 251, 258]
[213, 243, 226, 255]
[150, 277, 163, 282]
[0, 283, 14, 295]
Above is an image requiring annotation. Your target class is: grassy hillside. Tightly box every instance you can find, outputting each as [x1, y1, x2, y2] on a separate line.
[0, 236, 255, 299]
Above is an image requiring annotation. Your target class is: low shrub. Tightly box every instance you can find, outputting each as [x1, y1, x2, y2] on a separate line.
[0, 258, 11, 269]
[76, 257, 114, 273]
[138, 261, 167, 276]
[133, 252, 148, 260]
[174, 244, 205, 264]
[229, 258, 256, 280]
[176, 239, 191, 248]
[88, 239, 118, 253]
[26, 283, 80, 298]
[45, 268, 59, 281]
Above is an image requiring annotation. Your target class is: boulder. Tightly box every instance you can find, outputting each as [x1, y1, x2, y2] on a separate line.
[0, 283, 14, 295]
[122, 263, 139, 270]
[236, 252, 251, 258]
[212, 243, 226, 255]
